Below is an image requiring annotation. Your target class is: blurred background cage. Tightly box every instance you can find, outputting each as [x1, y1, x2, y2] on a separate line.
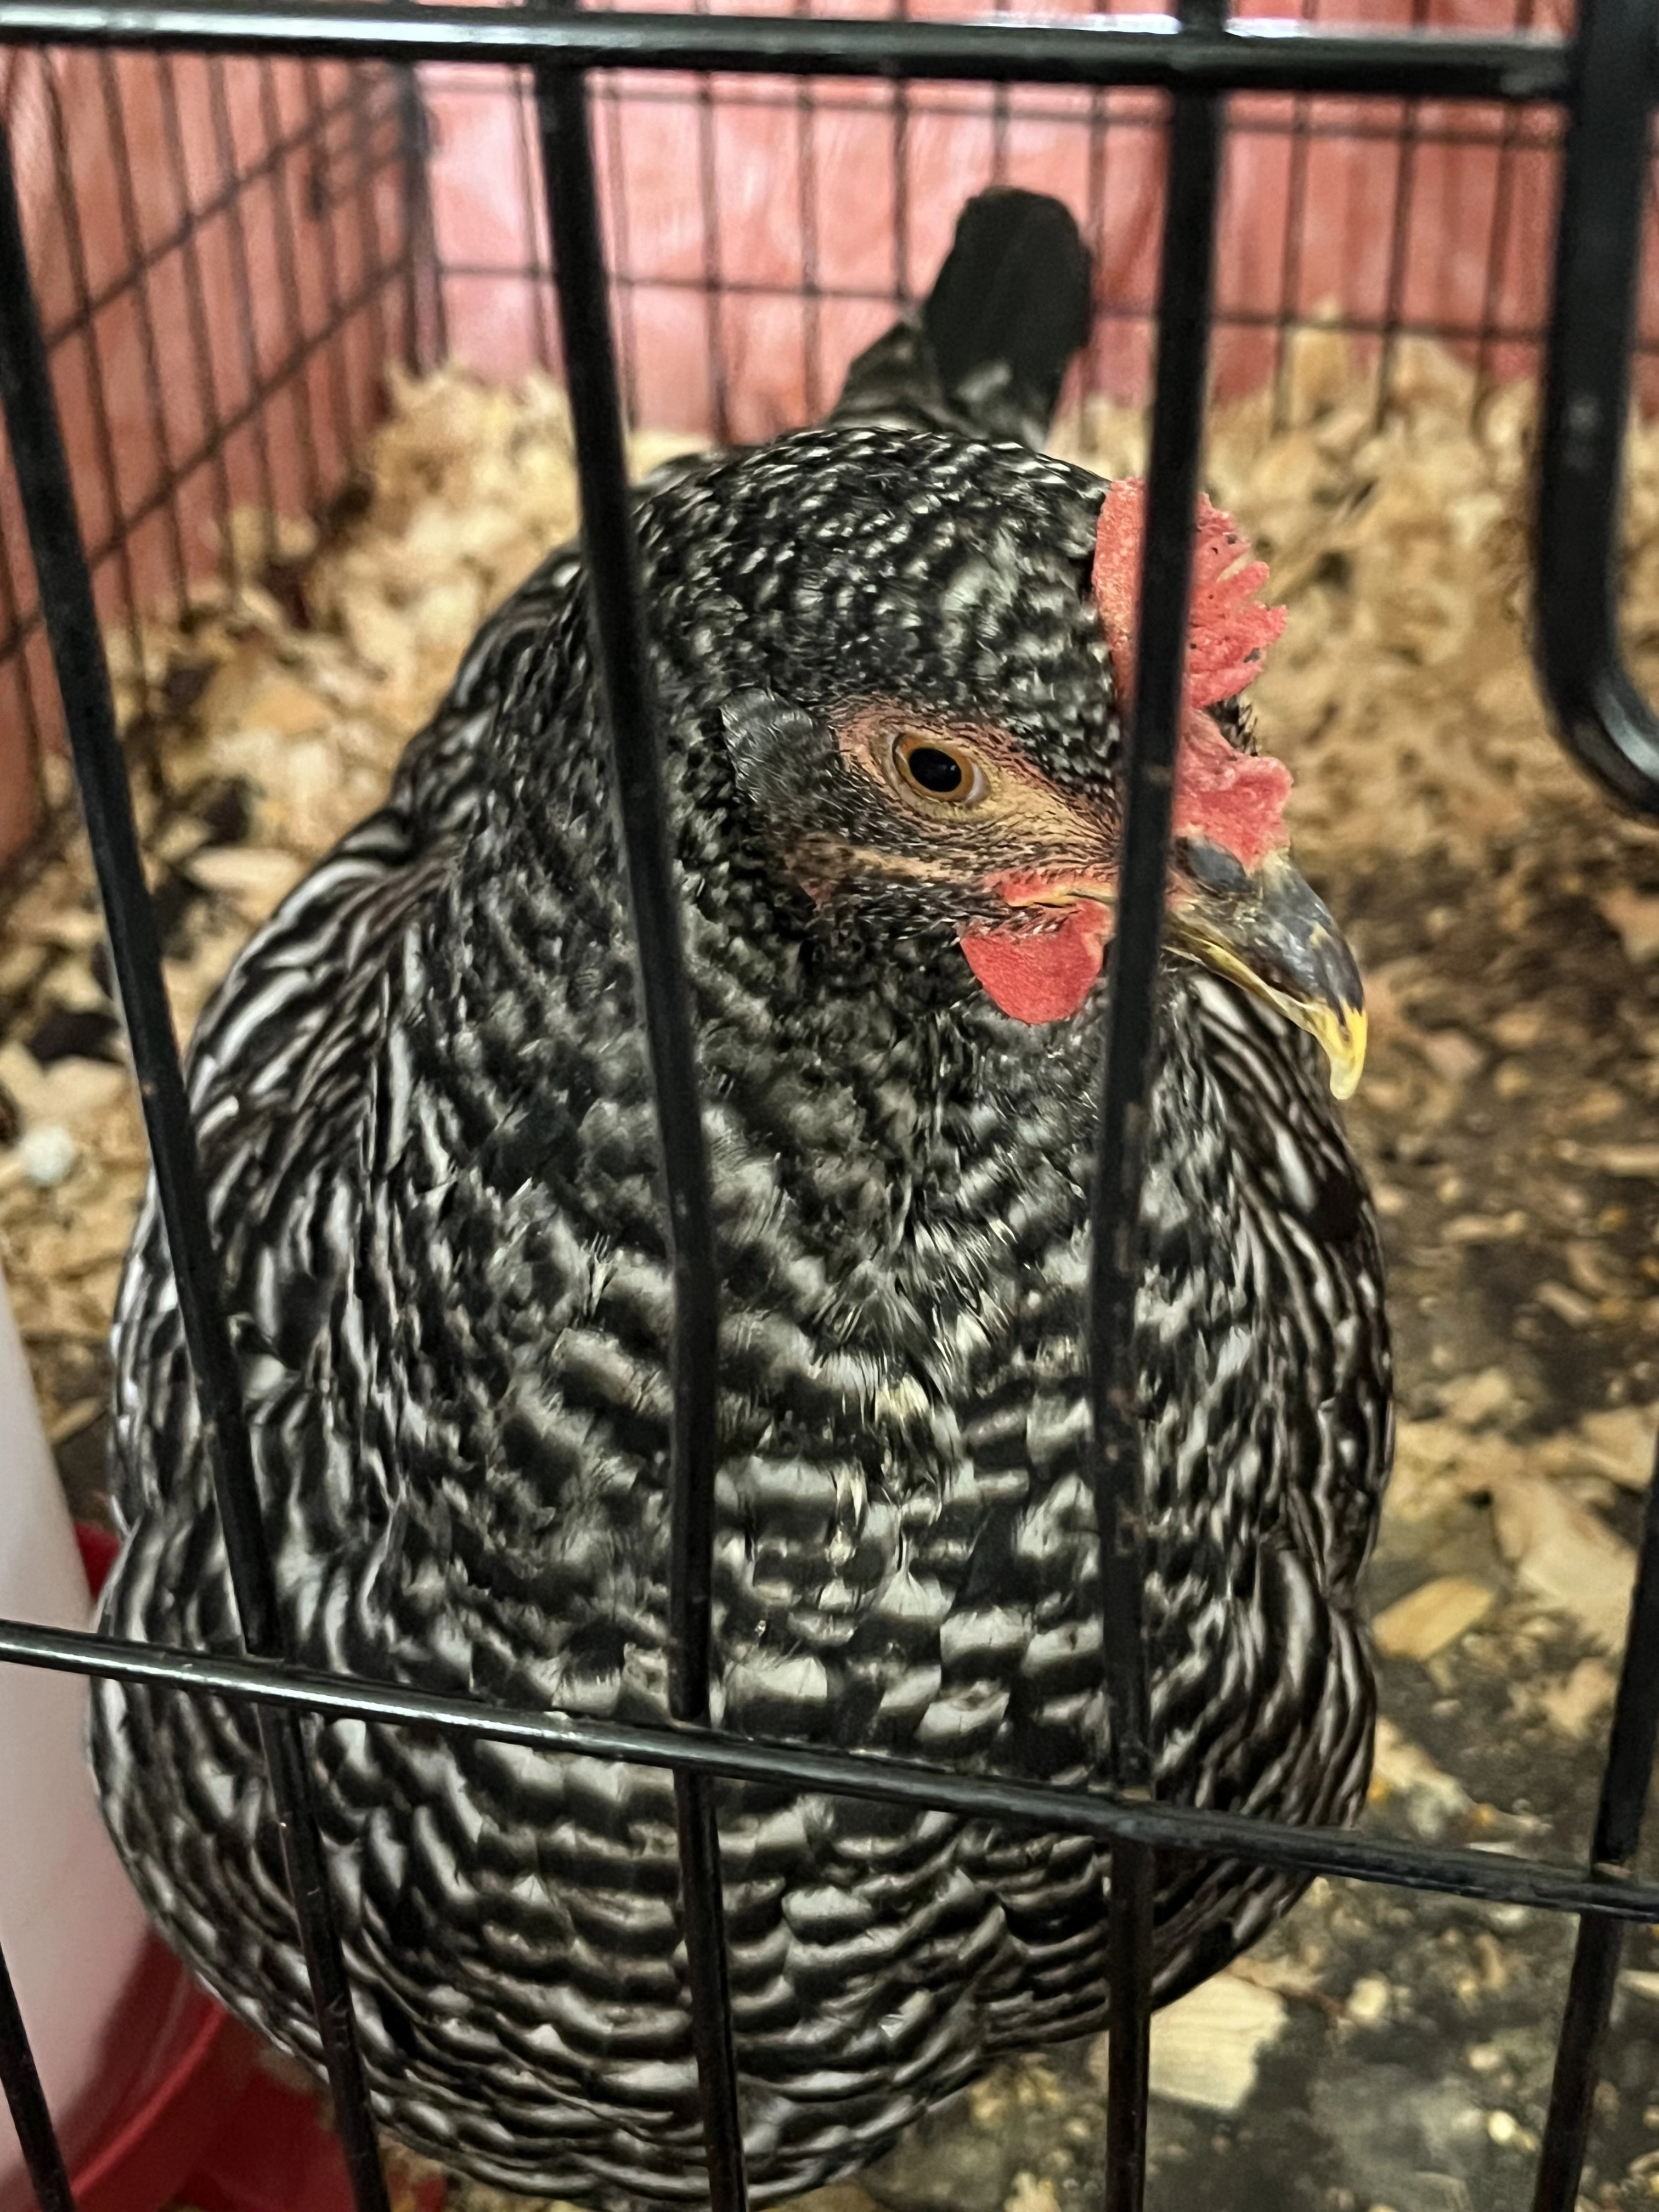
[2, 2, 1659, 2212]
[0, 0, 1654, 874]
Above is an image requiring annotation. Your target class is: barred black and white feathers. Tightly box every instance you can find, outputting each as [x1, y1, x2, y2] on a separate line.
[92, 191, 1390, 2209]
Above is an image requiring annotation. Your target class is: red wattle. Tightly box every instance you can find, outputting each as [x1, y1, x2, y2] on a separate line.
[959, 905, 1110, 1024]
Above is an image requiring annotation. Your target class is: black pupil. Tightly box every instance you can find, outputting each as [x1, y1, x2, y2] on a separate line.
[907, 746, 965, 794]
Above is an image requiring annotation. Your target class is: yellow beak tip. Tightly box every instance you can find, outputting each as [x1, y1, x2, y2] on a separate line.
[1324, 1008, 1367, 1102]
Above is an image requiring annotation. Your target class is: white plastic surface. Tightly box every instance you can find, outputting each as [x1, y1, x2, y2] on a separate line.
[0, 1261, 149, 2195]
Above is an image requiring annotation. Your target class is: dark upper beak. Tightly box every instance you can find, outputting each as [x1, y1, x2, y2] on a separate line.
[1166, 843, 1367, 1099]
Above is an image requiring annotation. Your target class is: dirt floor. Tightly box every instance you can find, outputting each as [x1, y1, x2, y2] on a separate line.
[4, 330, 1659, 2212]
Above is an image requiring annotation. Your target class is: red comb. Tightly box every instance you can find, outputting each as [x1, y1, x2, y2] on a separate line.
[1091, 478, 1286, 717]
[1091, 477, 1292, 871]
[959, 481, 1294, 1030]
[1184, 497, 1287, 707]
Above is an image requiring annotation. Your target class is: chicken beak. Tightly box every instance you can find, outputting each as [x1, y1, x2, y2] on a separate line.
[1166, 848, 1367, 1099]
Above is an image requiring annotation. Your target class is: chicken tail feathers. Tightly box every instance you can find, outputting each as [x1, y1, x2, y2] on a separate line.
[830, 187, 1093, 449]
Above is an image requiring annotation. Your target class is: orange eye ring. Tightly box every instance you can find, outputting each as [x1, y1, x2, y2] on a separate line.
[891, 732, 989, 806]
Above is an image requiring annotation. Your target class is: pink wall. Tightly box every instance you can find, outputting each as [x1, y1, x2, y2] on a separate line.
[424, 0, 1575, 440]
[0, 0, 1609, 859]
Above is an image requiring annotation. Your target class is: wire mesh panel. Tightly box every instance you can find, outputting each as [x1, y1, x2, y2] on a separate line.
[0, 2, 1655, 2212]
[412, 0, 1659, 448]
[0, 1, 1645, 873]
[0, 46, 433, 870]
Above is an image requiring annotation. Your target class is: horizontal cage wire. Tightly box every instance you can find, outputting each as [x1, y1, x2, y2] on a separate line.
[0, 2, 1656, 2212]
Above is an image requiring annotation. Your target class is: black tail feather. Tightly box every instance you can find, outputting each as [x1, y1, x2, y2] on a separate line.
[924, 188, 1094, 442]
[831, 187, 1094, 449]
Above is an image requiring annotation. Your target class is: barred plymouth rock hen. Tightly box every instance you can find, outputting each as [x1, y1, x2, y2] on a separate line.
[92, 189, 1391, 2208]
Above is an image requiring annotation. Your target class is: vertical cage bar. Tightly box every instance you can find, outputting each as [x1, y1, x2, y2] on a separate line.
[1080, 84, 1108, 428]
[206, 57, 281, 543]
[512, 68, 557, 371]
[1373, 0, 1432, 422]
[155, 54, 240, 580]
[531, 57, 743, 2212]
[989, 0, 1009, 185]
[41, 58, 145, 695]
[94, 52, 190, 607]
[794, 22, 822, 421]
[1531, 1434, 1659, 2212]
[342, 67, 393, 397]
[1532, 0, 1659, 816]
[298, 60, 356, 469]
[1473, 0, 1537, 404]
[1102, 1841, 1155, 2210]
[890, 0, 911, 309]
[392, 66, 444, 372]
[692, 44, 730, 444]
[1088, 41, 1226, 2212]
[599, 79, 639, 422]
[0, 1927, 75, 2212]
[0, 112, 392, 2212]
[1268, 0, 1320, 427]
[0, 398, 47, 772]
[255, 55, 324, 504]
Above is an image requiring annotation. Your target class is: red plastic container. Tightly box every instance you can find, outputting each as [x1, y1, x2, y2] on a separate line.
[5, 1527, 445, 2212]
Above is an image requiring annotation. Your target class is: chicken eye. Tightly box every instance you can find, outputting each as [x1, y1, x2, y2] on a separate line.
[893, 733, 988, 804]
[1180, 837, 1250, 894]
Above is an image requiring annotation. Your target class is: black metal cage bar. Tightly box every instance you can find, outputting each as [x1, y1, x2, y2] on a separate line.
[0, 7, 1587, 95]
[1088, 12, 1226, 2197]
[0, 1, 1654, 2209]
[531, 52, 748, 2212]
[0, 1933, 72, 2212]
[0, 100, 394, 2212]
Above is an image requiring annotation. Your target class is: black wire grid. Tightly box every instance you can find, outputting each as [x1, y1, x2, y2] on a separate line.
[438, 36, 1589, 450]
[0, 43, 435, 851]
[0, 0, 1654, 2209]
[0, 0, 1651, 837]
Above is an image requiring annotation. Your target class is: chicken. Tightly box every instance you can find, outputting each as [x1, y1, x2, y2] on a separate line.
[92, 189, 1391, 2207]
